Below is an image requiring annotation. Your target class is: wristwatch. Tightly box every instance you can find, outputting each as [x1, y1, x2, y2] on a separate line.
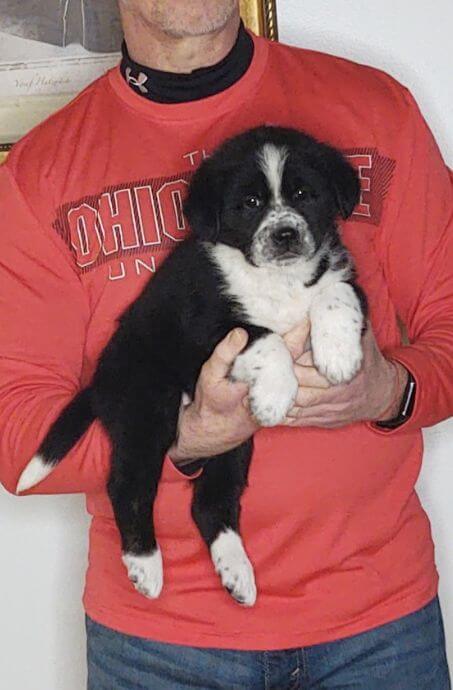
[375, 370, 417, 429]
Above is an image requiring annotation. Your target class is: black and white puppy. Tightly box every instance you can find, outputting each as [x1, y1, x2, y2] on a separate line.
[17, 127, 367, 607]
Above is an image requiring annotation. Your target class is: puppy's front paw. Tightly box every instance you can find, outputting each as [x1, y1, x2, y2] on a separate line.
[122, 549, 163, 599]
[211, 529, 257, 607]
[313, 335, 363, 384]
[249, 369, 298, 426]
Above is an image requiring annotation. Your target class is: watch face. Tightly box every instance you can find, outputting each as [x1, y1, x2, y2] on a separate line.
[401, 378, 416, 418]
[376, 372, 416, 429]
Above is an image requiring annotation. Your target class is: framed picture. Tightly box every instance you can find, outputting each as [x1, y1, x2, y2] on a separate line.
[0, 1, 123, 149]
[0, 1, 279, 157]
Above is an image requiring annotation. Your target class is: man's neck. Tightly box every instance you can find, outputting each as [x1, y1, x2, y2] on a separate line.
[120, 9, 241, 74]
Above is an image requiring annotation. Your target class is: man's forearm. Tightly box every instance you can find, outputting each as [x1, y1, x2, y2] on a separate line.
[375, 361, 410, 423]
[170, 403, 256, 466]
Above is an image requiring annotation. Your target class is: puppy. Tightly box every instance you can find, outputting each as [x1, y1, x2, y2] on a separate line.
[17, 126, 367, 607]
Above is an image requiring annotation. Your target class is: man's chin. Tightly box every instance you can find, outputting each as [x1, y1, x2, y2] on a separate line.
[155, 2, 238, 39]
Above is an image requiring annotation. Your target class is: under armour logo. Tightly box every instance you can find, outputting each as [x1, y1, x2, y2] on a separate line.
[125, 67, 149, 94]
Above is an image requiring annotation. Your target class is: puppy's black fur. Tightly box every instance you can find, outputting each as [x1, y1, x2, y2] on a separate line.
[23, 127, 366, 605]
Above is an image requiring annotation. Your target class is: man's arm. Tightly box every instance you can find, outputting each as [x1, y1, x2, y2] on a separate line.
[169, 328, 259, 465]
[0, 165, 111, 495]
[0, 163, 259, 490]
[375, 88, 453, 431]
[283, 87, 453, 431]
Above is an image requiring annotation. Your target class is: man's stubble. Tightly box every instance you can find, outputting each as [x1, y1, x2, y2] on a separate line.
[120, 0, 239, 38]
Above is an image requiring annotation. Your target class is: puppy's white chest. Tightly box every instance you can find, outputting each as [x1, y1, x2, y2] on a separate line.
[208, 244, 314, 333]
[240, 274, 310, 333]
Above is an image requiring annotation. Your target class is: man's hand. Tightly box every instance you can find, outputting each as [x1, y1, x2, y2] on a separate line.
[170, 319, 409, 467]
[169, 329, 258, 465]
[282, 322, 408, 429]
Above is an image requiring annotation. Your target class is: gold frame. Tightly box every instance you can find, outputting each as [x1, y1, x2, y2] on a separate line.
[0, 2, 278, 160]
[240, 0, 279, 41]
[0, 144, 9, 165]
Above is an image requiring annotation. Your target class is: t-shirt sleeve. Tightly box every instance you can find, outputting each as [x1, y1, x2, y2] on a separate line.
[0, 165, 111, 495]
[375, 88, 453, 433]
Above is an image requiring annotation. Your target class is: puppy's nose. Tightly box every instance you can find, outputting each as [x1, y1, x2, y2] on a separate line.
[272, 226, 298, 246]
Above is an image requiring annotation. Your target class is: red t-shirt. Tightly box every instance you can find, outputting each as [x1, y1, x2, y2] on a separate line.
[1, 33, 452, 650]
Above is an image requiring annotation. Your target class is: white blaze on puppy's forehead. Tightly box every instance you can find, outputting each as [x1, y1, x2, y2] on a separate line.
[258, 144, 288, 205]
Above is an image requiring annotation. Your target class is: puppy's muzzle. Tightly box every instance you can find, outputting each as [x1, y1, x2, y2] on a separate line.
[250, 208, 314, 266]
[271, 226, 299, 251]
[266, 220, 313, 261]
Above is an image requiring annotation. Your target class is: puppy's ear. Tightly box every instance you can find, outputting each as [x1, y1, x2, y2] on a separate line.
[184, 160, 223, 241]
[320, 145, 361, 219]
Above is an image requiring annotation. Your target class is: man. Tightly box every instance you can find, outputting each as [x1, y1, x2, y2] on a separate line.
[0, 1, 452, 688]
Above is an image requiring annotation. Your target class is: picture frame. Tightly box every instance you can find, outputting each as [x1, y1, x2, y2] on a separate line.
[240, 0, 279, 41]
[0, 1, 278, 158]
[0, 144, 9, 166]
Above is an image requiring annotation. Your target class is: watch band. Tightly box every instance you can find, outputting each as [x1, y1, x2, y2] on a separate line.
[178, 458, 208, 476]
[375, 370, 417, 429]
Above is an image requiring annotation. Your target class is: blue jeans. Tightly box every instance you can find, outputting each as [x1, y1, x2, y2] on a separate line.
[86, 597, 451, 689]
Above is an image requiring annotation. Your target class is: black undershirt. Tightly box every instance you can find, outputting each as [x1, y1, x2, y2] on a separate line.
[120, 21, 254, 104]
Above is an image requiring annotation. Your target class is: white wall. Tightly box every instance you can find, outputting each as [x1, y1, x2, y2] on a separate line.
[278, 0, 453, 164]
[0, 2, 452, 687]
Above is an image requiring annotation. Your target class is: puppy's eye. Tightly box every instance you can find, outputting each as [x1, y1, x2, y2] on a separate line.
[243, 195, 262, 209]
[293, 187, 312, 202]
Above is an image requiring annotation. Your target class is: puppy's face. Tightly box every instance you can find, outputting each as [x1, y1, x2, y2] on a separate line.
[184, 127, 360, 267]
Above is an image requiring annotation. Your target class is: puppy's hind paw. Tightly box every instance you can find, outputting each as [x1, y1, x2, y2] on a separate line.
[249, 370, 298, 427]
[210, 529, 257, 607]
[122, 549, 163, 599]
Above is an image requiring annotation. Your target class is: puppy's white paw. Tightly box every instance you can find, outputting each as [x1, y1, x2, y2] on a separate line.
[231, 332, 297, 426]
[313, 335, 363, 384]
[122, 549, 163, 599]
[249, 369, 298, 426]
[210, 529, 257, 607]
